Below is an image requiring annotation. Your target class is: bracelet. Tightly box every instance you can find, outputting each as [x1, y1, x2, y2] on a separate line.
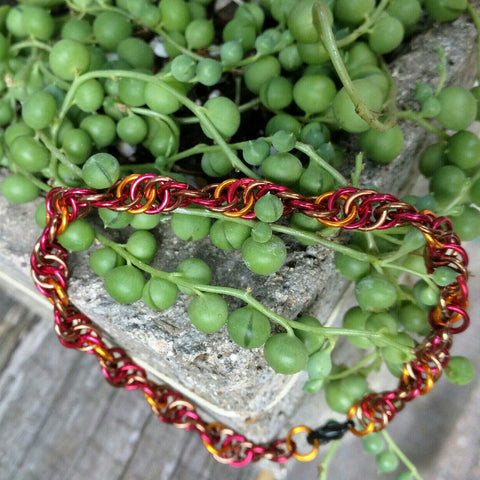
[31, 173, 469, 467]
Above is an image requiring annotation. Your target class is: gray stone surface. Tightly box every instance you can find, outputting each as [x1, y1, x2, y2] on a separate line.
[0, 6, 478, 445]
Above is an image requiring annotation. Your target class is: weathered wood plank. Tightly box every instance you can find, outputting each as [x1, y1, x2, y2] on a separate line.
[0, 300, 37, 372]
[0, 300, 265, 480]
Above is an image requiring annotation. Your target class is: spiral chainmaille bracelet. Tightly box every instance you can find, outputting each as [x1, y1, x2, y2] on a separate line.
[30, 173, 470, 466]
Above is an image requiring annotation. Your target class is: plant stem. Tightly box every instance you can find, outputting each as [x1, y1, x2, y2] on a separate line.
[434, 48, 447, 95]
[286, 320, 412, 355]
[67, 0, 132, 18]
[38, 132, 84, 178]
[10, 167, 51, 192]
[238, 97, 262, 112]
[318, 440, 341, 480]
[234, 75, 242, 105]
[295, 141, 349, 186]
[335, 0, 391, 48]
[235, 53, 261, 68]
[273, 224, 380, 264]
[379, 58, 400, 125]
[379, 262, 438, 291]
[37, 62, 71, 90]
[176, 98, 261, 124]
[312, 2, 394, 132]
[381, 430, 424, 480]
[129, 107, 180, 138]
[437, 168, 480, 216]
[9, 39, 52, 53]
[396, 110, 449, 139]
[155, 27, 205, 61]
[373, 230, 406, 247]
[326, 351, 379, 380]
[350, 152, 364, 187]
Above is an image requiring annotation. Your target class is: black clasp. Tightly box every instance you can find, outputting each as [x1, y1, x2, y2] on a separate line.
[307, 420, 354, 445]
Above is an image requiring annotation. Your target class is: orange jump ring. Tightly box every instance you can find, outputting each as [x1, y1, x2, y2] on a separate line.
[127, 185, 158, 214]
[203, 440, 228, 457]
[115, 173, 142, 197]
[202, 422, 231, 456]
[420, 364, 434, 395]
[430, 305, 465, 328]
[314, 192, 358, 228]
[314, 190, 334, 205]
[285, 425, 320, 462]
[45, 278, 69, 307]
[422, 232, 444, 249]
[214, 178, 237, 197]
[144, 392, 168, 410]
[214, 178, 255, 217]
[53, 198, 70, 235]
[222, 195, 254, 217]
[347, 404, 376, 437]
[94, 345, 114, 363]
[57, 206, 70, 235]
